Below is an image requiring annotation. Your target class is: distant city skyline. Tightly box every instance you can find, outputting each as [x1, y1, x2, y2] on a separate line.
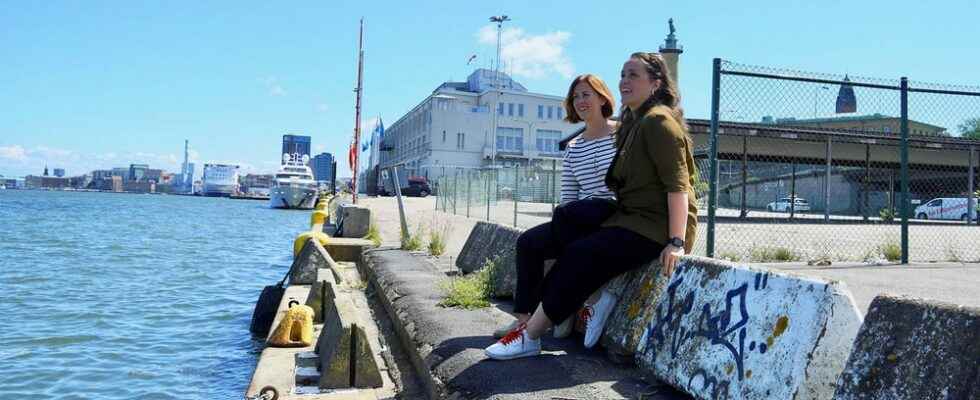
[2, 1, 978, 178]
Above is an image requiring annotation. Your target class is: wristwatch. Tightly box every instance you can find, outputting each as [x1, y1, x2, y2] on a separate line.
[667, 237, 685, 248]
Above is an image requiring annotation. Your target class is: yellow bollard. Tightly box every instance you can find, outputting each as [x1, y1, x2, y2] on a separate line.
[293, 230, 330, 256]
[314, 201, 328, 211]
[310, 210, 329, 226]
[267, 301, 315, 347]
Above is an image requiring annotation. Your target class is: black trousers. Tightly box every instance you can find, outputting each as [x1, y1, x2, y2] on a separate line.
[514, 223, 662, 323]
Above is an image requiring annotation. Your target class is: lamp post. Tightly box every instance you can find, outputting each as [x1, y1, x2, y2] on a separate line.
[488, 15, 510, 167]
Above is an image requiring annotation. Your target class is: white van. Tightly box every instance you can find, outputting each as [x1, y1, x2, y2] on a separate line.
[914, 197, 978, 221]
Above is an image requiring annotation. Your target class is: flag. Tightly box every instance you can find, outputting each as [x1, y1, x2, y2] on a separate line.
[373, 117, 385, 140]
[348, 138, 357, 172]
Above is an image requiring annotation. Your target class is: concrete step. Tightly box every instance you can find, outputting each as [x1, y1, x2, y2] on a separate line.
[295, 366, 320, 386]
[295, 351, 319, 368]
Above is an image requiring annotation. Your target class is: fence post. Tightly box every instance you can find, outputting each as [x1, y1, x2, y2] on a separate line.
[551, 159, 558, 212]
[900, 77, 909, 264]
[466, 170, 472, 218]
[486, 170, 491, 221]
[969, 146, 976, 225]
[707, 58, 721, 258]
[825, 137, 832, 221]
[514, 164, 520, 227]
[739, 134, 747, 218]
[452, 169, 457, 215]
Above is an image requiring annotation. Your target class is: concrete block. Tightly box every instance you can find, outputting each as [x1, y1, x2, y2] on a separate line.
[304, 278, 336, 324]
[456, 221, 498, 273]
[636, 257, 862, 400]
[295, 351, 318, 368]
[487, 224, 521, 298]
[313, 282, 384, 390]
[323, 237, 374, 264]
[295, 366, 320, 386]
[352, 324, 383, 388]
[316, 282, 354, 389]
[601, 262, 670, 358]
[833, 294, 980, 400]
[289, 238, 334, 285]
[339, 204, 371, 238]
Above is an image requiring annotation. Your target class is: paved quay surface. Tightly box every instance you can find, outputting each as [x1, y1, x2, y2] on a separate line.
[359, 195, 979, 312]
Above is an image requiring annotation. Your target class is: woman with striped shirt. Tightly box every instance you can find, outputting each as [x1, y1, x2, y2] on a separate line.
[489, 74, 619, 353]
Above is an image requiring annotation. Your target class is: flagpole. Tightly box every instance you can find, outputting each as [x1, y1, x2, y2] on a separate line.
[352, 18, 364, 203]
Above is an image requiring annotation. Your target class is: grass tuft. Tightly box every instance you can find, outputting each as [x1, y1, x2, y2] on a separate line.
[364, 220, 382, 247]
[877, 241, 902, 262]
[749, 246, 800, 262]
[401, 223, 424, 251]
[437, 258, 497, 309]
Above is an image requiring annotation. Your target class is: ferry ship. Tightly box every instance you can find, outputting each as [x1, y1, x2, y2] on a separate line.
[269, 154, 317, 209]
[202, 163, 240, 197]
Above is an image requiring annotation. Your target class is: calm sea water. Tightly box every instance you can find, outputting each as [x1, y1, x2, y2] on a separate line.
[0, 190, 310, 399]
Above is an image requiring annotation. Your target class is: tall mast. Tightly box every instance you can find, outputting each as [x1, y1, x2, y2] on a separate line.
[352, 18, 364, 203]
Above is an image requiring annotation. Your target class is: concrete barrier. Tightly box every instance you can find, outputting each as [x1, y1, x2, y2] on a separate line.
[456, 221, 498, 274]
[338, 203, 371, 238]
[601, 264, 670, 359]
[636, 257, 862, 400]
[833, 294, 980, 400]
[289, 238, 341, 285]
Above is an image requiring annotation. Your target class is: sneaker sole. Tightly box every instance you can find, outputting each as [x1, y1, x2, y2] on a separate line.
[485, 349, 541, 360]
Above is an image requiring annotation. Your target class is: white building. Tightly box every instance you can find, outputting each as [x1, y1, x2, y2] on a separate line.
[377, 69, 580, 182]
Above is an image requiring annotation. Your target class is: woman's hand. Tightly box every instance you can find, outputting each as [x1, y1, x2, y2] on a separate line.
[659, 244, 685, 277]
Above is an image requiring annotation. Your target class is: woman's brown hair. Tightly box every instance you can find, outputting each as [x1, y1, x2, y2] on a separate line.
[563, 74, 615, 123]
[623, 52, 687, 129]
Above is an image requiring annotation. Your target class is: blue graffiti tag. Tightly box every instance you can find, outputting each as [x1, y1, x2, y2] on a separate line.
[644, 271, 752, 381]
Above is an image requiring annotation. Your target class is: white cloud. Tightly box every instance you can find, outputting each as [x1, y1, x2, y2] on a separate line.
[477, 25, 574, 79]
[0, 145, 27, 161]
[261, 76, 287, 96]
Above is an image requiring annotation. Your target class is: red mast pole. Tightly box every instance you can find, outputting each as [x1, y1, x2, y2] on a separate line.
[352, 18, 364, 203]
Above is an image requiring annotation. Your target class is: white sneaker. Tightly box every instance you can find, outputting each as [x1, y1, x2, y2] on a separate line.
[484, 324, 541, 360]
[552, 315, 574, 339]
[582, 291, 617, 348]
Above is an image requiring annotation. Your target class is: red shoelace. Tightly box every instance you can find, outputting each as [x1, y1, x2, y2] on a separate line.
[499, 323, 527, 345]
[579, 306, 594, 326]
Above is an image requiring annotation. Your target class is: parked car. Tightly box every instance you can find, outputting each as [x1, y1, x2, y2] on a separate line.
[766, 197, 810, 212]
[914, 197, 977, 221]
[380, 177, 431, 197]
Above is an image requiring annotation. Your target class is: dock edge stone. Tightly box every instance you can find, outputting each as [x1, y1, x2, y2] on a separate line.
[636, 256, 863, 400]
[833, 294, 980, 400]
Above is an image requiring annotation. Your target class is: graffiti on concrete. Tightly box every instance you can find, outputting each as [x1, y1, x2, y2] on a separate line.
[644, 264, 777, 386]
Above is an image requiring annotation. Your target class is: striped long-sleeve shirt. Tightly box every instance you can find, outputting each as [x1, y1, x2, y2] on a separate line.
[561, 134, 616, 204]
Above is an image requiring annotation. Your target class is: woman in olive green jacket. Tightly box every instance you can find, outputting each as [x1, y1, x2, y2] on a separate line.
[485, 52, 698, 361]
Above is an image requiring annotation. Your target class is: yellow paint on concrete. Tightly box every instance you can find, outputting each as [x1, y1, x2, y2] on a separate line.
[294, 231, 330, 256]
[773, 316, 790, 337]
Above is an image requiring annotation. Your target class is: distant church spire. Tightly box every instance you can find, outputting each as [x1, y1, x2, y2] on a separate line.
[836, 75, 857, 114]
[43, 165, 49, 176]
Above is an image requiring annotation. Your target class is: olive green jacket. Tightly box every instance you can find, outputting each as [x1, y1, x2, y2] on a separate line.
[602, 103, 698, 253]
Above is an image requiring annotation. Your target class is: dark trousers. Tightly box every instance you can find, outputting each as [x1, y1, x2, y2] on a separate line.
[514, 222, 662, 323]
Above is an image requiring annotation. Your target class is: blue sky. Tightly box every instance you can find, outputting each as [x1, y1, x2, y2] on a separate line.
[2, 0, 978, 178]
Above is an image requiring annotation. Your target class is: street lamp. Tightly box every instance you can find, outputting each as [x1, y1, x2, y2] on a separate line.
[488, 15, 510, 165]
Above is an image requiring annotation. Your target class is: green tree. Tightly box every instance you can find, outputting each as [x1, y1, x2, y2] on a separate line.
[959, 117, 980, 140]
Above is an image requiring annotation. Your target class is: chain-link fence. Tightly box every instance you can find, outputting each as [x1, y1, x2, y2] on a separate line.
[435, 163, 561, 228]
[428, 59, 980, 264]
[706, 59, 980, 263]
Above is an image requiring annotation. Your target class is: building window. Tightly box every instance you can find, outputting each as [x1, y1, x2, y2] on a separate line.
[457, 132, 465, 149]
[557, 108, 564, 120]
[496, 127, 524, 153]
[547, 106, 554, 119]
[498, 103, 504, 115]
[508, 103, 514, 117]
[536, 129, 562, 154]
[518, 104, 524, 117]
[442, 130, 446, 143]
[538, 105, 544, 119]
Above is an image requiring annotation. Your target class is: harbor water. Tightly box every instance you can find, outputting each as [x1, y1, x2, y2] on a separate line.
[0, 190, 309, 399]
